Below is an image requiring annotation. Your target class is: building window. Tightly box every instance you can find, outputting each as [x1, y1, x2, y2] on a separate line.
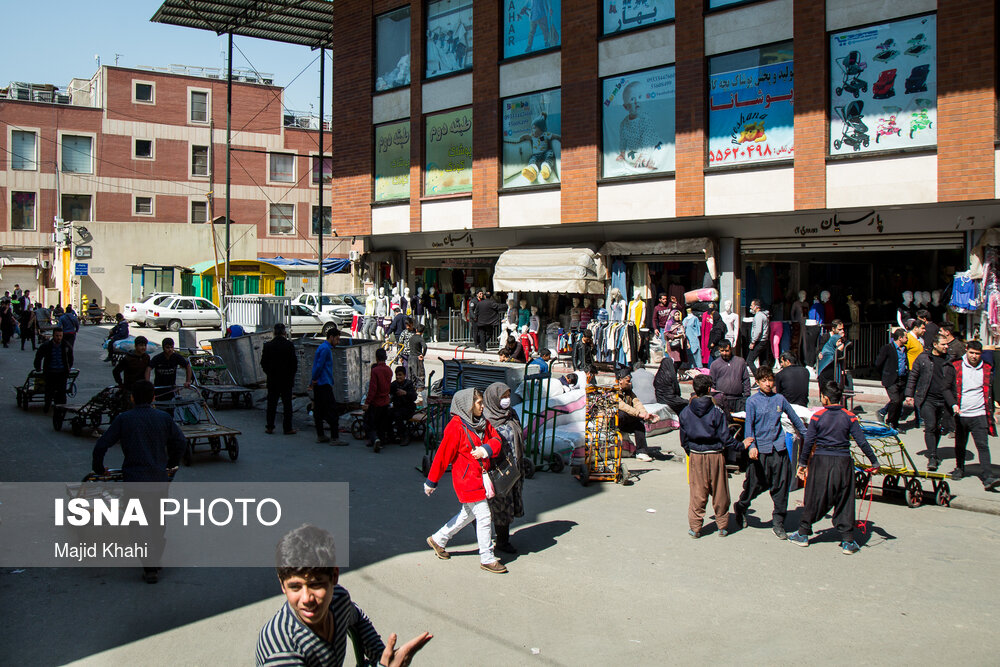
[426, 0, 472, 78]
[311, 205, 332, 236]
[61, 134, 94, 173]
[190, 90, 209, 122]
[191, 200, 208, 224]
[374, 121, 411, 201]
[269, 203, 296, 236]
[135, 196, 153, 215]
[134, 138, 153, 159]
[503, 0, 561, 59]
[602, 0, 673, 35]
[312, 156, 332, 185]
[11, 130, 37, 170]
[425, 108, 472, 195]
[708, 41, 794, 166]
[191, 145, 209, 177]
[133, 81, 154, 103]
[602, 65, 676, 177]
[11, 192, 36, 231]
[62, 194, 92, 222]
[269, 153, 295, 183]
[375, 7, 411, 91]
[502, 89, 561, 188]
[829, 14, 936, 155]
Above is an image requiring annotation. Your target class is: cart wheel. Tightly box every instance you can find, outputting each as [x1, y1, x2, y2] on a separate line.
[226, 436, 239, 461]
[934, 481, 951, 507]
[421, 455, 430, 475]
[52, 407, 65, 432]
[579, 463, 590, 487]
[522, 457, 536, 480]
[209, 436, 222, 455]
[351, 419, 366, 441]
[15, 389, 23, 408]
[905, 479, 923, 508]
[183, 444, 193, 466]
[617, 462, 630, 485]
[71, 417, 85, 437]
[834, 140, 842, 150]
[883, 474, 898, 490]
[410, 421, 426, 440]
[855, 471, 870, 499]
[212, 393, 221, 410]
[549, 453, 564, 474]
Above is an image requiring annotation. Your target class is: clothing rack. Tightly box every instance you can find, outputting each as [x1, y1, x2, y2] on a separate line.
[586, 321, 640, 366]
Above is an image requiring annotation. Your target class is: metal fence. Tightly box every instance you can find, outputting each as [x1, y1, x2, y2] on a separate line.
[845, 321, 893, 375]
[445, 308, 501, 348]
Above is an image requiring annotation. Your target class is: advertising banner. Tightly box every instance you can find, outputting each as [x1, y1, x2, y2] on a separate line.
[426, 0, 473, 77]
[501, 89, 561, 188]
[602, 65, 675, 177]
[425, 108, 473, 195]
[602, 0, 673, 35]
[503, 0, 561, 58]
[374, 121, 411, 202]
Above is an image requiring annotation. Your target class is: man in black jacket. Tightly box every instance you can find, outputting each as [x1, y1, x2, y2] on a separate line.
[34, 328, 73, 413]
[775, 352, 810, 407]
[471, 289, 503, 352]
[572, 329, 597, 384]
[679, 374, 735, 538]
[261, 322, 299, 435]
[905, 334, 957, 471]
[874, 328, 909, 429]
[653, 355, 688, 414]
[916, 310, 938, 349]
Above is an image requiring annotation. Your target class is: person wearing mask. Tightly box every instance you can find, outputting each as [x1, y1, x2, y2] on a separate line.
[948, 340, 1000, 490]
[617, 368, 658, 462]
[59, 304, 80, 348]
[104, 313, 129, 361]
[709, 340, 751, 414]
[775, 352, 810, 408]
[734, 367, 807, 539]
[572, 329, 597, 384]
[113, 335, 151, 395]
[310, 326, 347, 446]
[905, 334, 957, 471]
[482, 383, 525, 554]
[653, 354, 689, 416]
[146, 337, 193, 401]
[424, 388, 507, 574]
[34, 328, 73, 414]
[679, 374, 736, 538]
[363, 347, 393, 452]
[815, 319, 845, 387]
[746, 299, 770, 374]
[874, 328, 909, 430]
[260, 322, 298, 435]
[789, 382, 880, 555]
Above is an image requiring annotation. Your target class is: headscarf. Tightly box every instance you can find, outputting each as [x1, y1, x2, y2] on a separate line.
[450, 387, 486, 439]
[482, 382, 523, 460]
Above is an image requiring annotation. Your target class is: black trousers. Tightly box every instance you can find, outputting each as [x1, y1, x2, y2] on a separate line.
[20, 327, 35, 350]
[919, 400, 949, 459]
[266, 380, 294, 432]
[884, 380, 906, 428]
[797, 454, 856, 542]
[313, 383, 339, 439]
[746, 343, 767, 375]
[366, 404, 390, 443]
[618, 412, 648, 452]
[719, 394, 746, 415]
[954, 415, 993, 480]
[735, 450, 791, 524]
[804, 325, 820, 367]
[63, 332, 76, 348]
[663, 396, 689, 415]
[475, 324, 491, 352]
[389, 403, 415, 437]
[44, 370, 68, 410]
[817, 364, 835, 388]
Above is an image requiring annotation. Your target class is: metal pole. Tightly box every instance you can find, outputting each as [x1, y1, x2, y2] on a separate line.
[224, 31, 233, 330]
[317, 48, 325, 309]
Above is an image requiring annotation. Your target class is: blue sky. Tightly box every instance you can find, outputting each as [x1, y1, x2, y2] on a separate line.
[2, 1, 328, 111]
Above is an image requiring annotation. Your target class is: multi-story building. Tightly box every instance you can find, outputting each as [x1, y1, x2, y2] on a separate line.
[0, 64, 351, 310]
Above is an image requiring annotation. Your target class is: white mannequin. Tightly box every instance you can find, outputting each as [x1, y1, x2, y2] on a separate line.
[570, 297, 582, 329]
[375, 287, 389, 318]
[608, 288, 625, 323]
[402, 287, 411, 316]
[500, 296, 518, 348]
[414, 286, 426, 325]
[791, 290, 807, 324]
[821, 290, 831, 303]
[390, 286, 401, 312]
[427, 286, 439, 342]
[363, 287, 378, 338]
[931, 289, 941, 307]
[722, 299, 739, 346]
[529, 305, 540, 333]
[364, 287, 376, 316]
[628, 289, 645, 329]
[898, 290, 913, 328]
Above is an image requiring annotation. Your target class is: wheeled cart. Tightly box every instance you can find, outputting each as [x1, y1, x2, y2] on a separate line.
[852, 421, 951, 508]
[573, 385, 628, 486]
[156, 386, 241, 465]
[14, 368, 79, 410]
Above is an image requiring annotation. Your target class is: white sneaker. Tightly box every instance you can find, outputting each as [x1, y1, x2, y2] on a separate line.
[635, 452, 653, 462]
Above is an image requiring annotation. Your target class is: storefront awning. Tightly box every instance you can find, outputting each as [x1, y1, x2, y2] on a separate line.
[598, 237, 717, 279]
[493, 247, 607, 295]
[0, 257, 39, 268]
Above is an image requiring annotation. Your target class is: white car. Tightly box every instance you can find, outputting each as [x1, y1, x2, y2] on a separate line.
[124, 292, 179, 326]
[292, 293, 358, 328]
[147, 296, 222, 331]
[288, 304, 340, 336]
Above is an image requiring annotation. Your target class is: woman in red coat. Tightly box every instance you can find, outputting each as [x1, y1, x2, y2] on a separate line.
[424, 388, 507, 574]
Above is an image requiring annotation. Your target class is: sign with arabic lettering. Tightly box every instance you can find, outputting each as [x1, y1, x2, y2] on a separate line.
[602, 65, 675, 177]
[708, 45, 794, 165]
[375, 121, 411, 202]
[501, 89, 561, 188]
[425, 108, 473, 196]
[504, 0, 561, 58]
[829, 14, 936, 155]
[602, 0, 673, 35]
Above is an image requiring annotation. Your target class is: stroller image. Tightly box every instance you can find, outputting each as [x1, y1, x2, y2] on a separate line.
[833, 101, 870, 151]
[873, 38, 899, 62]
[834, 50, 868, 98]
[905, 64, 930, 94]
[909, 100, 933, 138]
[905, 33, 930, 57]
[875, 108, 902, 143]
[872, 69, 896, 99]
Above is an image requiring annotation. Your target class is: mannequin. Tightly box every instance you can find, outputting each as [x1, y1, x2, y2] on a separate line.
[847, 294, 860, 342]
[790, 290, 807, 363]
[519, 325, 537, 357]
[579, 298, 593, 329]
[682, 307, 702, 368]
[529, 305, 540, 333]
[390, 286, 401, 313]
[375, 287, 389, 318]
[364, 287, 378, 338]
[897, 290, 913, 329]
[930, 289, 944, 321]
[414, 286, 426, 323]
[700, 302, 715, 366]
[805, 295, 824, 367]
[594, 298, 608, 322]
[401, 287, 411, 317]
[608, 288, 625, 323]
[821, 290, 835, 324]
[769, 312, 782, 371]
[722, 299, 739, 346]
[425, 286, 440, 342]
[500, 296, 518, 348]
[627, 290, 645, 329]
[570, 298, 582, 330]
[518, 299, 531, 329]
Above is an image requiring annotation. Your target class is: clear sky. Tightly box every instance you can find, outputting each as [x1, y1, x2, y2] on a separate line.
[1, 0, 330, 112]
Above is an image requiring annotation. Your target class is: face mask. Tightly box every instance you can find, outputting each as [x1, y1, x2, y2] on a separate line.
[499, 397, 511, 410]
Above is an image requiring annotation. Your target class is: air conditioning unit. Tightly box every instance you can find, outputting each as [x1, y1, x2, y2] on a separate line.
[348, 250, 361, 262]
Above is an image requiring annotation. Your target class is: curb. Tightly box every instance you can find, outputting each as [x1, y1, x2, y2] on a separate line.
[949, 496, 1000, 517]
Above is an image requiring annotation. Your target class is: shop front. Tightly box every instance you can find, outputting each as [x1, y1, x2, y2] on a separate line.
[406, 248, 503, 343]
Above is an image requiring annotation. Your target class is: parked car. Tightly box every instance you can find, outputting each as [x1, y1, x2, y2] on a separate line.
[337, 293, 367, 314]
[289, 304, 339, 336]
[291, 293, 357, 328]
[147, 296, 222, 331]
[124, 292, 180, 326]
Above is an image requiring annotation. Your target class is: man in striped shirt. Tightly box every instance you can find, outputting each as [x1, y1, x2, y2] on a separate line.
[257, 525, 432, 666]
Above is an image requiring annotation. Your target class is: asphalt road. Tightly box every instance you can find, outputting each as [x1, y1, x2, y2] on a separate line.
[1, 325, 998, 666]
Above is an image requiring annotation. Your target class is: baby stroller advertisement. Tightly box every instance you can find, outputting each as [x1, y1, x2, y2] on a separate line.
[829, 14, 936, 154]
[602, 65, 676, 177]
[708, 52, 794, 165]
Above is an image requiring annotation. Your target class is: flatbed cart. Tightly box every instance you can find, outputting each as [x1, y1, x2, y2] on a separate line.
[851, 421, 951, 507]
[154, 386, 241, 465]
[15, 368, 79, 410]
[54, 385, 126, 436]
[187, 353, 253, 409]
[573, 385, 628, 486]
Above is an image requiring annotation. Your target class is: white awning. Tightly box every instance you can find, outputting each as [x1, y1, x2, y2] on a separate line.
[493, 247, 607, 294]
[599, 237, 716, 279]
[0, 256, 39, 268]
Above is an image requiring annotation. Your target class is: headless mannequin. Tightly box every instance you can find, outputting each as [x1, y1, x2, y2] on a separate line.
[769, 310, 782, 370]
[805, 295, 823, 367]
[790, 290, 807, 363]
[580, 298, 593, 329]
[847, 294, 860, 341]
[897, 290, 913, 329]
[402, 287, 411, 316]
[722, 299, 739, 346]
[364, 287, 378, 338]
[627, 290, 645, 329]
[570, 298, 582, 330]
[425, 287, 440, 342]
[700, 303, 714, 366]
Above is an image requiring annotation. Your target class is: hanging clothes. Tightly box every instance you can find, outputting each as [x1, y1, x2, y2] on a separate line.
[608, 259, 627, 307]
[632, 263, 651, 300]
[700, 310, 712, 365]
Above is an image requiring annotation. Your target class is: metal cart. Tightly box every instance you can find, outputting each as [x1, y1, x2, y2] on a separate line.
[54, 385, 126, 436]
[420, 371, 455, 475]
[156, 386, 241, 465]
[520, 368, 564, 477]
[14, 368, 79, 410]
[188, 352, 253, 409]
[573, 385, 628, 486]
[851, 421, 951, 508]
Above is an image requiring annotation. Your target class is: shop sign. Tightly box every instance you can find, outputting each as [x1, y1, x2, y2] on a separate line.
[793, 210, 884, 236]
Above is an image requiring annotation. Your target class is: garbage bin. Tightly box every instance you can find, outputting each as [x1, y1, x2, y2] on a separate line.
[295, 338, 381, 403]
[207, 332, 273, 386]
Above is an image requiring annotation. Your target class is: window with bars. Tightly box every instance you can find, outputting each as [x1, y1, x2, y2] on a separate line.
[191, 145, 209, 177]
[269, 203, 296, 236]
